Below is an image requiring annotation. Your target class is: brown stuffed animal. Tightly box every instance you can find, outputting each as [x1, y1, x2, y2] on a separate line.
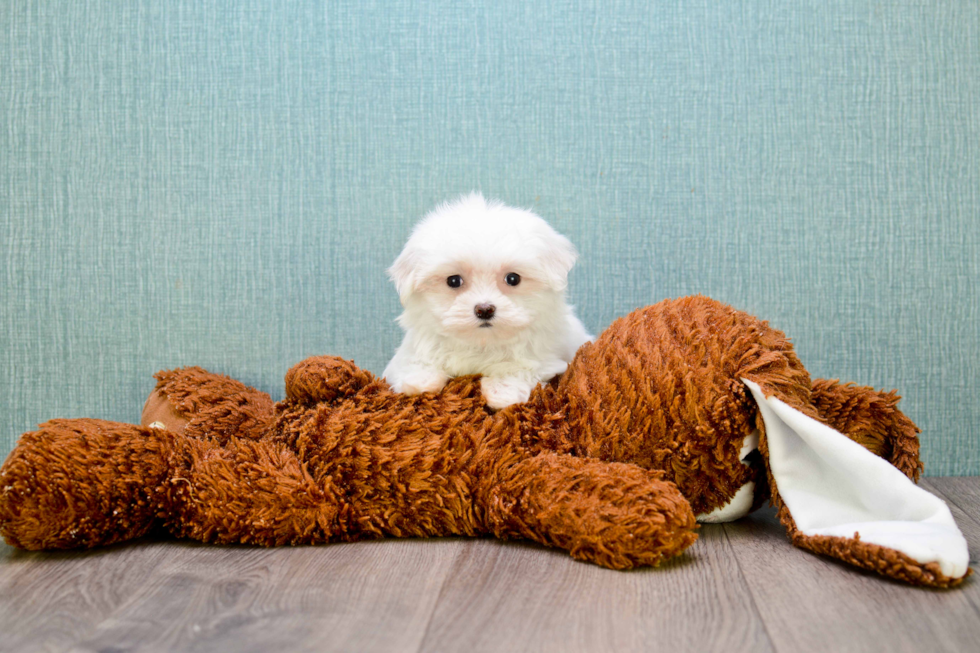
[0, 296, 969, 587]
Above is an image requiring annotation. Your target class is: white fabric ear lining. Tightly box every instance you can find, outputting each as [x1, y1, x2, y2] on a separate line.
[743, 378, 969, 579]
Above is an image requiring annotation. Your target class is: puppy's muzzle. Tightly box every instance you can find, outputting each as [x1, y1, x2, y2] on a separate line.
[475, 303, 496, 323]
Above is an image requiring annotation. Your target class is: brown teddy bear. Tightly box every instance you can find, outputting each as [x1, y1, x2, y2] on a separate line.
[0, 296, 969, 587]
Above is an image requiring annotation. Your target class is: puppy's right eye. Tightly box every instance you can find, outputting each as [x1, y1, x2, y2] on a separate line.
[447, 275, 463, 288]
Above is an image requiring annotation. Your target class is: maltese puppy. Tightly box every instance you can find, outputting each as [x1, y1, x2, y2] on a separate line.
[383, 193, 593, 410]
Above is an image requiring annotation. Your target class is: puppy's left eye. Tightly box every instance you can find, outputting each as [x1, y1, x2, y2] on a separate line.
[505, 272, 521, 286]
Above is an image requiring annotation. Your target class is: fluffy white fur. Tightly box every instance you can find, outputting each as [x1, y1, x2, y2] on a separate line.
[383, 193, 593, 410]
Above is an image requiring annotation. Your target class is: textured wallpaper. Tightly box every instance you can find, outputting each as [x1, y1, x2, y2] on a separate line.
[1, 1, 978, 474]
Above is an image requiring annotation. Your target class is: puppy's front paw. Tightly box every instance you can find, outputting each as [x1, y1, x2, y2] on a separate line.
[393, 368, 449, 395]
[480, 376, 533, 410]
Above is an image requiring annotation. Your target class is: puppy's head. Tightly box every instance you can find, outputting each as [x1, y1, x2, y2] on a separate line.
[389, 193, 578, 343]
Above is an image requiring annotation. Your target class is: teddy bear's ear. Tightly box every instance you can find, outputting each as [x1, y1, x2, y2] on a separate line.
[743, 378, 970, 587]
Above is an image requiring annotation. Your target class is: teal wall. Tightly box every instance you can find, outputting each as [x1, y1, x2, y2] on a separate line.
[2, 1, 978, 475]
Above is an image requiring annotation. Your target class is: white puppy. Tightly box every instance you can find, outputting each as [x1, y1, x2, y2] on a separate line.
[383, 193, 593, 409]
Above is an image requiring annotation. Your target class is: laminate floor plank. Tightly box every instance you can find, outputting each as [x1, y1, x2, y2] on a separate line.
[923, 477, 980, 525]
[722, 500, 980, 653]
[2, 479, 978, 653]
[67, 538, 465, 653]
[418, 525, 774, 653]
[0, 541, 177, 653]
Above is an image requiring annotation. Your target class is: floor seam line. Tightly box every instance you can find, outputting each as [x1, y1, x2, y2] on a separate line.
[413, 539, 467, 653]
[720, 522, 780, 653]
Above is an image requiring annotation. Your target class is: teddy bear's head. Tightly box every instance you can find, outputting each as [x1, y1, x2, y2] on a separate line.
[551, 296, 812, 516]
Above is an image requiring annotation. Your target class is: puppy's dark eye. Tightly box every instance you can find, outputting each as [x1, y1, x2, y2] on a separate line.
[447, 275, 463, 288]
[505, 272, 521, 286]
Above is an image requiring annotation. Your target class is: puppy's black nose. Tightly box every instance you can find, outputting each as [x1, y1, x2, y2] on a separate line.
[474, 303, 496, 320]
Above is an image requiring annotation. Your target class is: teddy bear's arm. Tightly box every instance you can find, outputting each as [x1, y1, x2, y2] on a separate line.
[284, 356, 378, 406]
[164, 433, 346, 545]
[481, 453, 698, 569]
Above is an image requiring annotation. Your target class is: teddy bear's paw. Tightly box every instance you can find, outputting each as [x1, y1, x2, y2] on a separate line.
[141, 388, 190, 434]
[480, 375, 533, 410]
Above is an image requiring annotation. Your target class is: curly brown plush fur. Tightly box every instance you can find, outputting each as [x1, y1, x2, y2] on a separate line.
[0, 296, 954, 585]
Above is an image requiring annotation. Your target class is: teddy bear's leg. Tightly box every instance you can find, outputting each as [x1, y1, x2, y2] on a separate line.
[145, 367, 276, 443]
[481, 452, 698, 569]
[809, 378, 922, 480]
[743, 378, 970, 587]
[0, 419, 172, 550]
[163, 434, 345, 546]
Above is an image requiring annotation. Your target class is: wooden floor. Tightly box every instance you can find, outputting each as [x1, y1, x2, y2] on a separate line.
[1, 478, 977, 653]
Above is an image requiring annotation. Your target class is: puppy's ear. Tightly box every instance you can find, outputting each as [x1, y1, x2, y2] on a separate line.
[537, 232, 578, 291]
[388, 246, 420, 304]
